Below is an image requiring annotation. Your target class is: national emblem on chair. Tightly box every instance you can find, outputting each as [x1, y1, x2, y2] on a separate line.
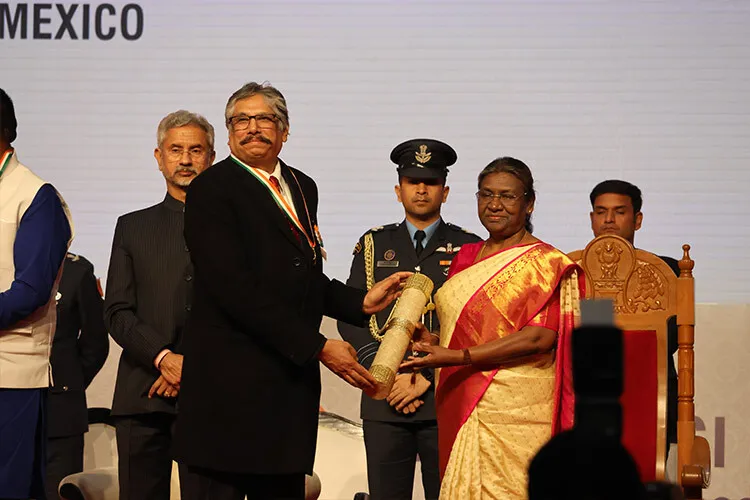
[569, 234, 710, 499]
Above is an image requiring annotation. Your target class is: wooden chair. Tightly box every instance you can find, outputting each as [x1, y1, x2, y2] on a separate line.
[568, 235, 710, 499]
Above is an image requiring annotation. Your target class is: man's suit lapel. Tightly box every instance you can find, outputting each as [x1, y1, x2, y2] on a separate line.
[230, 160, 304, 252]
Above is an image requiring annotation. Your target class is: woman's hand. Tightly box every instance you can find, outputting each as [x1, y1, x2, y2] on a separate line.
[411, 322, 439, 345]
[400, 343, 465, 370]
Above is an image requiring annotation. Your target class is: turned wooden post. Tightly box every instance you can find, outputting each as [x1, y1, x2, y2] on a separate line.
[676, 244, 695, 487]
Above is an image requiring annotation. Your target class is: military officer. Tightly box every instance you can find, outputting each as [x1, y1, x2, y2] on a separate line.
[338, 139, 481, 500]
[46, 252, 109, 499]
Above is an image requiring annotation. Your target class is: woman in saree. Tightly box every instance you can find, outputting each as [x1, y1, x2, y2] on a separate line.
[401, 157, 585, 499]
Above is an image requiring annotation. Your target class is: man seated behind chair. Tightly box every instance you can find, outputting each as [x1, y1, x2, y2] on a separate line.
[589, 179, 679, 455]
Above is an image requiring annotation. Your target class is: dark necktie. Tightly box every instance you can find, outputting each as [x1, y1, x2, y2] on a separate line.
[415, 230, 426, 257]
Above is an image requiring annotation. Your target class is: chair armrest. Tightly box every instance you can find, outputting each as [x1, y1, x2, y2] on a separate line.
[59, 467, 119, 500]
[682, 436, 711, 489]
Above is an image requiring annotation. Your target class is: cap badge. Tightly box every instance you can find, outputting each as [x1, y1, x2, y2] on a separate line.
[415, 145, 432, 165]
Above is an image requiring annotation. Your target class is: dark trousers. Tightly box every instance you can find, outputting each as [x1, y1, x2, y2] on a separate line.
[362, 419, 440, 500]
[0, 389, 47, 500]
[180, 466, 305, 500]
[45, 434, 84, 500]
[115, 413, 199, 500]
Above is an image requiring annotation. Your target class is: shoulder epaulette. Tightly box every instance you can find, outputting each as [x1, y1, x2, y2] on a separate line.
[65, 252, 94, 269]
[352, 240, 363, 255]
[366, 223, 399, 234]
[355, 224, 398, 254]
[447, 222, 474, 234]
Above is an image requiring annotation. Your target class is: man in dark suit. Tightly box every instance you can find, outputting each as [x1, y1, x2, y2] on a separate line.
[46, 252, 109, 500]
[173, 82, 409, 500]
[589, 179, 680, 456]
[338, 139, 481, 500]
[104, 110, 216, 500]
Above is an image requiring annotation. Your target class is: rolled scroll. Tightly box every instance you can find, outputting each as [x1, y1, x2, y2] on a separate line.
[369, 273, 434, 400]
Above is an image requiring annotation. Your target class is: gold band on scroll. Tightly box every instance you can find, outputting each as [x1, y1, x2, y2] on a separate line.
[370, 365, 395, 391]
[382, 317, 415, 334]
[404, 273, 433, 302]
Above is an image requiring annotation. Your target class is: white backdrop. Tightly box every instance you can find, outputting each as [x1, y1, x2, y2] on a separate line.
[3, 0, 750, 303]
[3, 1, 750, 498]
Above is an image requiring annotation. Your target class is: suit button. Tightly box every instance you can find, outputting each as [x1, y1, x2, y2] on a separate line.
[63, 386, 69, 391]
[185, 275, 193, 282]
[292, 257, 301, 267]
[185, 305, 192, 312]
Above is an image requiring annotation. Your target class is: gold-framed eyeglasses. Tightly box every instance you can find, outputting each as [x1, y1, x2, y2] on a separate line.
[164, 147, 208, 161]
[476, 190, 526, 206]
[228, 114, 278, 131]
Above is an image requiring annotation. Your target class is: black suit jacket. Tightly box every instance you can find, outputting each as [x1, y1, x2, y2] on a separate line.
[104, 194, 193, 416]
[338, 220, 481, 422]
[48, 253, 109, 438]
[173, 157, 367, 476]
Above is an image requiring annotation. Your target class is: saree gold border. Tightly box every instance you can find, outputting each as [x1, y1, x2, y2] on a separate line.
[481, 246, 570, 327]
[560, 269, 582, 320]
[433, 243, 545, 387]
[435, 244, 540, 349]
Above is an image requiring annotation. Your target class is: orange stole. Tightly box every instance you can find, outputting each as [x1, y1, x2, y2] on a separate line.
[435, 243, 583, 477]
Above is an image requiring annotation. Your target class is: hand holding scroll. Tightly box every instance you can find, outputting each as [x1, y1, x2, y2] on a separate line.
[411, 321, 439, 345]
[401, 343, 464, 370]
[362, 271, 413, 314]
[318, 339, 377, 394]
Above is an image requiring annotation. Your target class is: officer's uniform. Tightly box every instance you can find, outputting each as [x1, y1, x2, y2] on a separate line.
[337, 139, 481, 500]
[46, 253, 109, 500]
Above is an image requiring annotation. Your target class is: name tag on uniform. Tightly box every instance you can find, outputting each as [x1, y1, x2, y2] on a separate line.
[377, 260, 400, 267]
[439, 260, 452, 266]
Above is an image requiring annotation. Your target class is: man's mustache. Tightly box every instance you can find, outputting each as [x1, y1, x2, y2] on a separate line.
[175, 167, 198, 175]
[240, 134, 272, 145]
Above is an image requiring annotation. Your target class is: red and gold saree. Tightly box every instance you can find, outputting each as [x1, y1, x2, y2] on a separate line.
[434, 241, 584, 499]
